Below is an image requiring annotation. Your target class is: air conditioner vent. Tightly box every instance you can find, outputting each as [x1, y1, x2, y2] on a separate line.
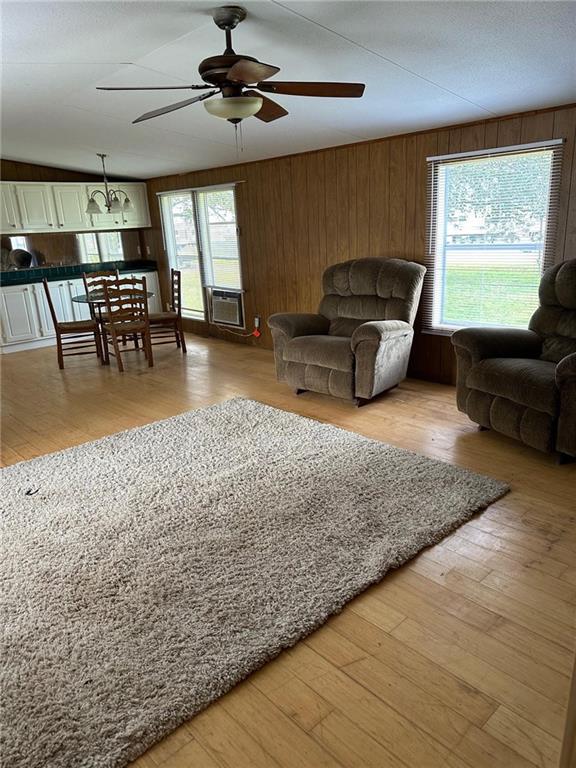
[210, 289, 244, 328]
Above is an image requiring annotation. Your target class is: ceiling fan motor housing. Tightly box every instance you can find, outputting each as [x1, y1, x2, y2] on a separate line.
[198, 54, 257, 86]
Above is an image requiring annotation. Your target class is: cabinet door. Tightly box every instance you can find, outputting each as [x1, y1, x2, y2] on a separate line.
[120, 184, 151, 228]
[67, 279, 92, 321]
[0, 285, 40, 343]
[0, 184, 21, 232]
[14, 184, 56, 231]
[52, 185, 91, 231]
[86, 185, 125, 229]
[127, 271, 162, 313]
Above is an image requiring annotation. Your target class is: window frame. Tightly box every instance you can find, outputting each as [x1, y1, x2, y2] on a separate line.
[422, 139, 564, 336]
[158, 184, 243, 321]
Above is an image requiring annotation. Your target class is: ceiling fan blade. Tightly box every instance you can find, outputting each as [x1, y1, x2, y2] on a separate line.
[227, 59, 280, 84]
[258, 81, 365, 98]
[244, 90, 288, 123]
[97, 85, 213, 91]
[132, 90, 218, 124]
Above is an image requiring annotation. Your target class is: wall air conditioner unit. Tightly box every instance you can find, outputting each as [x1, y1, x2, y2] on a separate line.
[209, 288, 244, 328]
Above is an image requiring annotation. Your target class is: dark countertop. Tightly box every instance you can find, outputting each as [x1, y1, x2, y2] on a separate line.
[0, 260, 158, 287]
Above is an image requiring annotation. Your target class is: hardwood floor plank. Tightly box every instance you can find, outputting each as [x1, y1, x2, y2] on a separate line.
[483, 706, 561, 768]
[219, 681, 344, 768]
[488, 619, 574, 677]
[453, 723, 539, 768]
[311, 710, 409, 768]
[342, 655, 472, 749]
[160, 738, 224, 768]
[391, 618, 566, 738]
[258, 676, 335, 732]
[325, 611, 498, 727]
[186, 704, 282, 768]
[307, 669, 451, 767]
[402, 568, 575, 650]
[377, 574, 569, 702]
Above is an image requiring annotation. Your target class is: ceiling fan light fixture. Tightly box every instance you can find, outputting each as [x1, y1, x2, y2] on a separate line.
[123, 197, 134, 212]
[86, 197, 103, 215]
[204, 95, 263, 121]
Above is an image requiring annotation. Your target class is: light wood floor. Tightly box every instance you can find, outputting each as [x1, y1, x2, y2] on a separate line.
[2, 337, 575, 768]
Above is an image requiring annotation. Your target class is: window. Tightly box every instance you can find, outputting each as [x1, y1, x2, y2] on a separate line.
[423, 140, 563, 335]
[77, 232, 124, 263]
[159, 186, 241, 319]
[9, 236, 28, 250]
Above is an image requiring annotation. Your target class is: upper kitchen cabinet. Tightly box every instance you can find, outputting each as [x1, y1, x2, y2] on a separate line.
[0, 185, 21, 231]
[120, 184, 151, 228]
[86, 182, 150, 230]
[13, 184, 56, 231]
[86, 184, 126, 230]
[0, 181, 151, 234]
[52, 184, 91, 231]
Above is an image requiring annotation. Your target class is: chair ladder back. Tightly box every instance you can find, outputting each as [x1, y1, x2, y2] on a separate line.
[42, 278, 59, 327]
[171, 269, 183, 315]
[103, 276, 149, 325]
[82, 270, 120, 301]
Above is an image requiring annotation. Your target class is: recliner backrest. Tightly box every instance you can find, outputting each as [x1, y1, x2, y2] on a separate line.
[529, 259, 576, 363]
[319, 258, 426, 337]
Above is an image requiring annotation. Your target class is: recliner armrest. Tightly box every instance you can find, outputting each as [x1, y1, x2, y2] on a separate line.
[351, 320, 413, 351]
[268, 313, 329, 339]
[451, 327, 542, 362]
[556, 352, 576, 387]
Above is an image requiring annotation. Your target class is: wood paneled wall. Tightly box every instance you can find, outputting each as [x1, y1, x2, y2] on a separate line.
[1, 159, 102, 183]
[143, 104, 576, 383]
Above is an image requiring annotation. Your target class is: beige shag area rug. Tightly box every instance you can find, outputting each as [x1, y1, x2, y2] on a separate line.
[1, 398, 508, 768]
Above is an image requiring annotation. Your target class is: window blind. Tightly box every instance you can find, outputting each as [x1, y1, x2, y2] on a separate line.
[422, 140, 564, 336]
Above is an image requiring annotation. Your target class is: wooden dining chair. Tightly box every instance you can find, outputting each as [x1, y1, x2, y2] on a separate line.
[42, 279, 102, 369]
[148, 269, 187, 353]
[82, 269, 120, 319]
[101, 276, 153, 372]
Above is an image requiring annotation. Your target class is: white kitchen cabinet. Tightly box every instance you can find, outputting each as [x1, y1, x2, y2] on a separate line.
[52, 185, 91, 231]
[129, 271, 162, 313]
[0, 185, 21, 231]
[0, 284, 40, 343]
[119, 184, 151, 228]
[87, 182, 150, 230]
[14, 184, 56, 231]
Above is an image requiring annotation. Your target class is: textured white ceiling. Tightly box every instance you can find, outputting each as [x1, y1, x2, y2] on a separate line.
[1, 1, 575, 178]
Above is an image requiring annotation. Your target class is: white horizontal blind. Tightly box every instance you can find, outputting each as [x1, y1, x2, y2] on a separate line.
[422, 141, 563, 336]
[195, 188, 242, 290]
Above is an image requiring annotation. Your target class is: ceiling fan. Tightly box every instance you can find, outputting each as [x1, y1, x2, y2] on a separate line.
[97, 5, 365, 125]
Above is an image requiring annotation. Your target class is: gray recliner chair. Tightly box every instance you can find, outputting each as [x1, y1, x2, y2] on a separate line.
[451, 259, 576, 460]
[268, 258, 426, 404]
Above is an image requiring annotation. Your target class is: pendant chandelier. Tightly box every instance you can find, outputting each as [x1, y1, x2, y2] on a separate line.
[85, 154, 133, 215]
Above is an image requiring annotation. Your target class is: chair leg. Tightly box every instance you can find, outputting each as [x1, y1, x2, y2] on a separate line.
[110, 331, 124, 372]
[56, 334, 64, 369]
[178, 319, 187, 353]
[94, 330, 102, 361]
[133, 333, 139, 349]
[145, 330, 154, 367]
[174, 323, 181, 349]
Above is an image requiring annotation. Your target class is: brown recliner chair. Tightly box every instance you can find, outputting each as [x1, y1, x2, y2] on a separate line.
[451, 259, 576, 460]
[268, 258, 426, 404]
